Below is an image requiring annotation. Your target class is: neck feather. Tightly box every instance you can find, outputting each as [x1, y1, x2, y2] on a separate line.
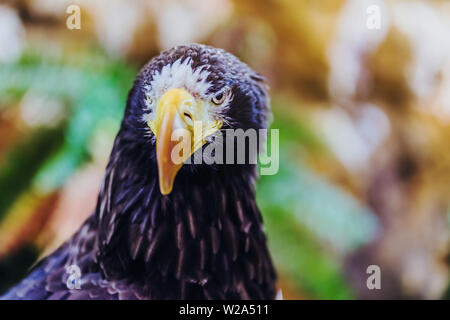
[91, 132, 276, 299]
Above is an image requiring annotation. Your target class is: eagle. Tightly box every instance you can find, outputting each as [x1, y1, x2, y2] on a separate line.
[1, 44, 277, 300]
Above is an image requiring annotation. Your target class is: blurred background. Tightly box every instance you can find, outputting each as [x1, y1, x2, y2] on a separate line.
[0, 0, 449, 299]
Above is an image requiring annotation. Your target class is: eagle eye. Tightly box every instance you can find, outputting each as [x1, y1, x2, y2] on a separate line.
[211, 88, 229, 105]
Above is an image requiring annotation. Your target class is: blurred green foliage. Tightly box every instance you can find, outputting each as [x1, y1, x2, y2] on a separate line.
[0, 127, 64, 220]
[257, 103, 377, 299]
[0, 49, 136, 203]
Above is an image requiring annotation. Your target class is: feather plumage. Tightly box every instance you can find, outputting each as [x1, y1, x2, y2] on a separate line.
[1, 44, 276, 300]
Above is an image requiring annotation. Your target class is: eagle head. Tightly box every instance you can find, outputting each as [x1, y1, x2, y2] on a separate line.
[122, 44, 271, 195]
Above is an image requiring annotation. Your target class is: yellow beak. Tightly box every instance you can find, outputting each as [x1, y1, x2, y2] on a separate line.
[147, 88, 223, 195]
[150, 88, 193, 195]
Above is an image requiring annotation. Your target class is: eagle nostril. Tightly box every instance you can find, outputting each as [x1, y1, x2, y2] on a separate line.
[183, 112, 192, 120]
[183, 111, 194, 125]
